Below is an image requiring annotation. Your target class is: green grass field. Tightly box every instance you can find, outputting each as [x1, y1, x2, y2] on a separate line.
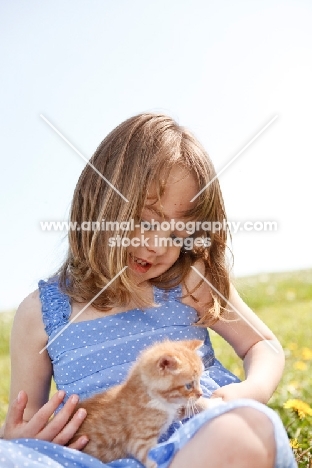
[0, 269, 311, 465]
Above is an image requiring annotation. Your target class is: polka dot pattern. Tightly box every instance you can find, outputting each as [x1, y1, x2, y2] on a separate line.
[0, 402, 297, 468]
[39, 279, 240, 408]
[0, 279, 296, 467]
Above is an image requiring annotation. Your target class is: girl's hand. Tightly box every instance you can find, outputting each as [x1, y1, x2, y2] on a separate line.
[210, 381, 268, 404]
[3, 390, 89, 450]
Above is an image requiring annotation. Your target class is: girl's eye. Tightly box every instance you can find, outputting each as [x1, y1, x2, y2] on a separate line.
[185, 382, 194, 390]
[170, 233, 177, 239]
[140, 220, 158, 231]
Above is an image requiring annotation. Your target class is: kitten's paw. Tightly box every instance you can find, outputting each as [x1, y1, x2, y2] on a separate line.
[207, 397, 224, 408]
[196, 396, 224, 411]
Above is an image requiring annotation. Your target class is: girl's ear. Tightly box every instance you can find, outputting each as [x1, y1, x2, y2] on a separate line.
[157, 355, 181, 373]
[186, 339, 204, 351]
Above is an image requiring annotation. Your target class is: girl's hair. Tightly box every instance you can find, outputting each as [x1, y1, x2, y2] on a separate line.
[58, 113, 232, 326]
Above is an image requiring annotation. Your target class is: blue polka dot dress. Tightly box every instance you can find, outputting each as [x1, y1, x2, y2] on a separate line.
[0, 279, 297, 467]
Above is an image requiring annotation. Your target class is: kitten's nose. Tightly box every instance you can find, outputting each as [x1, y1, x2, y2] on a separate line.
[196, 389, 203, 398]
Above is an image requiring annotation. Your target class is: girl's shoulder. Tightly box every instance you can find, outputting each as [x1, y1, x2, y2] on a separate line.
[13, 288, 48, 345]
[15, 288, 42, 322]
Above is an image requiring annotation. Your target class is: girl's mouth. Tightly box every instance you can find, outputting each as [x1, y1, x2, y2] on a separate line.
[129, 254, 152, 273]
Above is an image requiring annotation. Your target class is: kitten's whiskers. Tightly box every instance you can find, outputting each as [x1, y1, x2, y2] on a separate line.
[185, 397, 199, 418]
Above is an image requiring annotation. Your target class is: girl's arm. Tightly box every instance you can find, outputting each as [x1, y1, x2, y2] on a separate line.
[9, 290, 53, 419]
[3, 290, 89, 448]
[182, 261, 285, 404]
[209, 285, 285, 403]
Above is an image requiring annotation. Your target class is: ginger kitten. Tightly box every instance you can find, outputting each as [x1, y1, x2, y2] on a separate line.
[70, 339, 211, 468]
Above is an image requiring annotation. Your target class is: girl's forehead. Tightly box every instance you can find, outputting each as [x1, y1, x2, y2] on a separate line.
[143, 203, 190, 221]
[145, 171, 199, 220]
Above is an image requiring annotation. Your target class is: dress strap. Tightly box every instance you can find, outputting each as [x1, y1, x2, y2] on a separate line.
[38, 278, 71, 336]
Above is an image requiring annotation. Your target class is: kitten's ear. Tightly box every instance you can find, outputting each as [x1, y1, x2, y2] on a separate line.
[157, 355, 181, 373]
[187, 340, 204, 351]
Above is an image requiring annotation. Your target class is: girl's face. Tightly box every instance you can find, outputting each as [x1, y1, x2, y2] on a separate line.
[127, 166, 199, 284]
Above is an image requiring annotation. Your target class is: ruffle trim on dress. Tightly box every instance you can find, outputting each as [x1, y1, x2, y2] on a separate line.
[153, 284, 182, 304]
[38, 278, 71, 336]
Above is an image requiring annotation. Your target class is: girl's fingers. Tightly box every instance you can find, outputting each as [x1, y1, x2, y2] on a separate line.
[27, 390, 66, 436]
[67, 434, 89, 451]
[52, 408, 88, 446]
[4, 390, 28, 436]
[37, 394, 81, 442]
[210, 389, 223, 398]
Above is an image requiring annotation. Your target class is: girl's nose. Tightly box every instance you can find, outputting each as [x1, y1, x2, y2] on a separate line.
[145, 230, 173, 255]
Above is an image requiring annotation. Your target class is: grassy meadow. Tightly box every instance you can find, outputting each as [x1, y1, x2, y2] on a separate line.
[0, 269, 311, 466]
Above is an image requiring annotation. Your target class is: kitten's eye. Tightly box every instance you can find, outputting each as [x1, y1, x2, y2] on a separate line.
[185, 382, 194, 390]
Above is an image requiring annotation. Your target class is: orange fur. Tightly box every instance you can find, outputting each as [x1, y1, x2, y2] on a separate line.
[70, 339, 206, 468]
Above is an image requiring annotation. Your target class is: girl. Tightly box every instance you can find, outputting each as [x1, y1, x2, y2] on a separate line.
[1, 113, 296, 467]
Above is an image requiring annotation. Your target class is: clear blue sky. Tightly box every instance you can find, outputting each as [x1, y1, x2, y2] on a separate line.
[1, 0, 311, 310]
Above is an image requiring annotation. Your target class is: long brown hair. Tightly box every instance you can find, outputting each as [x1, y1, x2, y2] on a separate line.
[58, 113, 232, 325]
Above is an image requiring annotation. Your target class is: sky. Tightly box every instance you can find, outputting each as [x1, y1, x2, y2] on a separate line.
[1, 0, 312, 311]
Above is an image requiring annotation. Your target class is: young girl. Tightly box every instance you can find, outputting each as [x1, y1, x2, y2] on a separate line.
[1, 113, 296, 467]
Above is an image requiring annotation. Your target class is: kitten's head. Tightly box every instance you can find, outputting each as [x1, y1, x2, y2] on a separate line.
[137, 339, 204, 405]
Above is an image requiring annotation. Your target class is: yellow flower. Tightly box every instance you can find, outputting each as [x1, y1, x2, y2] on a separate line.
[301, 347, 312, 360]
[284, 399, 312, 419]
[287, 343, 297, 351]
[289, 438, 300, 449]
[294, 361, 307, 370]
[288, 380, 299, 388]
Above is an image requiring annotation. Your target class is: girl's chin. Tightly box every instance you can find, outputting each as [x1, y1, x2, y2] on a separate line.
[127, 268, 156, 286]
